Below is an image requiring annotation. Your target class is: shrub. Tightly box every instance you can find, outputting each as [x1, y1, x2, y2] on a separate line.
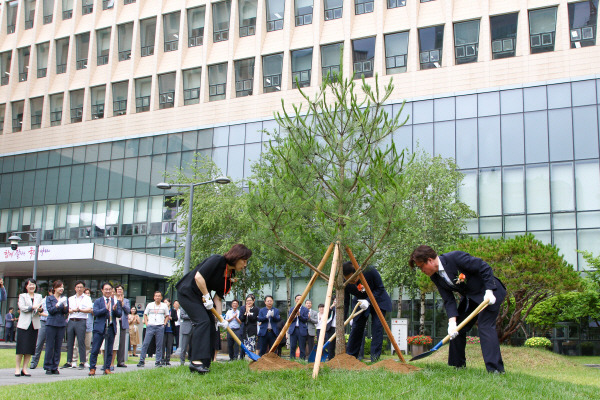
[407, 335, 432, 346]
[524, 337, 552, 349]
[466, 336, 480, 345]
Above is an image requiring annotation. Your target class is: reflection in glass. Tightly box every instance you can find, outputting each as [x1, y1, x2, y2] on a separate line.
[235, 58, 255, 97]
[454, 20, 479, 64]
[291, 48, 312, 88]
[529, 7, 558, 54]
[568, 0, 598, 48]
[419, 25, 444, 69]
[490, 13, 518, 59]
[263, 53, 283, 93]
[385, 32, 408, 74]
[352, 37, 375, 79]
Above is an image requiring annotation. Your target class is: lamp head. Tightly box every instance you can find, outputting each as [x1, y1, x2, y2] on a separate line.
[8, 235, 21, 251]
[156, 182, 172, 190]
[214, 176, 231, 184]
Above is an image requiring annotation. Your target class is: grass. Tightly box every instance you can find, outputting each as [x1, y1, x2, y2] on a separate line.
[0, 346, 598, 400]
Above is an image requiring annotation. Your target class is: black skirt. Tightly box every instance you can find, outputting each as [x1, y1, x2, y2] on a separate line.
[16, 324, 38, 355]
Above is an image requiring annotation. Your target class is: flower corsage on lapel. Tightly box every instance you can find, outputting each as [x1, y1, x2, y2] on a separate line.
[454, 273, 466, 285]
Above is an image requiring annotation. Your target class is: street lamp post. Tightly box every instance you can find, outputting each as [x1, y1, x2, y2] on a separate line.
[156, 176, 231, 275]
[8, 228, 42, 280]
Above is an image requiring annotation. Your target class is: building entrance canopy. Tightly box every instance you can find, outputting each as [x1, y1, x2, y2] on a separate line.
[0, 243, 175, 278]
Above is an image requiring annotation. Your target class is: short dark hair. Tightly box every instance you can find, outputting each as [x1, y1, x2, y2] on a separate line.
[154, 291, 162, 296]
[318, 304, 324, 308]
[342, 261, 355, 277]
[8, 307, 13, 311]
[74, 280, 85, 288]
[114, 284, 124, 291]
[164, 298, 171, 303]
[409, 245, 438, 269]
[223, 244, 253, 265]
[295, 294, 301, 299]
[83, 287, 90, 294]
[52, 280, 64, 290]
[231, 299, 239, 305]
[101, 281, 113, 290]
[22, 278, 37, 293]
[264, 295, 273, 301]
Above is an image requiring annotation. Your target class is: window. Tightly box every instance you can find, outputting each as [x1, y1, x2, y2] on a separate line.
[321, 42, 342, 80]
[70, 89, 84, 123]
[30, 97, 43, 129]
[0, 51, 11, 85]
[266, 0, 284, 32]
[124, 0, 135, 4]
[7, 1, 17, 34]
[352, 37, 375, 79]
[454, 20, 480, 65]
[419, 25, 444, 69]
[96, 28, 111, 65]
[18, 47, 30, 82]
[235, 58, 254, 97]
[0, 104, 4, 134]
[11, 101, 24, 132]
[163, 12, 180, 52]
[62, 0, 73, 20]
[387, 0, 405, 8]
[529, 7, 558, 54]
[263, 53, 283, 93]
[355, 0, 373, 15]
[76, 33, 90, 70]
[140, 18, 156, 57]
[24, 0, 36, 29]
[324, 0, 343, 21]
[295, 0, 313, 26]
[158, 72, 176, 109]
[239, 0, 257, 36]
[82, 0, 93, 15]
[118, 23, 133, 61]
[183, 68, 201, 105]
[291, 48, 312, 88]
[91, 86, 105, 119]
[50, 93, 63, 126]
[187, 6, 205, 47]
[568, 1, 598, 48]
[56, 37, 69, 74]
[490, 13, 518, 60]
[135, 77, 152, 112]
[208, 63, 227, 101]
[36, 42, 49, 78]
[103, 0, 115, 10]
[112, 81, 128, 116]
[43, 0, 54, 24]
[212, 1, 231, 43]
[385, 31, 409, 74]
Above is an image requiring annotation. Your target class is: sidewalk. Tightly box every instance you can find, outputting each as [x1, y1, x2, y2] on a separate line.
[0, 353, 231, 386]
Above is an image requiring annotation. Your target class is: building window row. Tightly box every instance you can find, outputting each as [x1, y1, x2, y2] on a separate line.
[0, 3, 596, 88]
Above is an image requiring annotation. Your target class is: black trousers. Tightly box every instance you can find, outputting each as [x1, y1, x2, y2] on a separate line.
[289, 331, 306, 360]
[448, 291, 506, 372]
[89, 325, 116, 371]
[177, 292, 215, 368]
[306, 334, 315, 356]
[347, 309, 386, 362]
[44, 325, 65, 371]
[227, 327, 242, 360]
[258, 330, 277, 356]
[325, 327, 336, 360]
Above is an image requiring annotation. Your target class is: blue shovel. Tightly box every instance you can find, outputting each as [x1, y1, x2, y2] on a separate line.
[308, 304, 365, 363]
[209, 307, 260, 361]
[409, 299, 490, 361]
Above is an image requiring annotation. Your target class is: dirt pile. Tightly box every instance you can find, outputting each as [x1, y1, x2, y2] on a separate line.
[249, 353, 304, 372]
[324, 353, 367, 371]
[367, 359, 421, 373]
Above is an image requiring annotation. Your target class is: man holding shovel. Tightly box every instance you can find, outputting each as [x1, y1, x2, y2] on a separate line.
[409, 245, 506, 373]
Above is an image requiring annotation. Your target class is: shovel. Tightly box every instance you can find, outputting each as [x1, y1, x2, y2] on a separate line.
[209, 307, 260, 361]
[307, 304, 366, 363]
[410, 299, 490, 362]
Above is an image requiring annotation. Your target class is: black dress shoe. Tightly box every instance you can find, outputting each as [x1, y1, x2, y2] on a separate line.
[21, 370, 31, 377]
[117, 363, 127, 368]
[52, 370, 60, 375]
[45, 370, 53, 375]
[189, 363, 209, 374]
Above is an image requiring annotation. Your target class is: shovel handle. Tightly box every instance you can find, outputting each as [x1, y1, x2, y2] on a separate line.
[326, 304, 365, 343]
[208, 305, 243, 346]
[441, 299, 490, 346]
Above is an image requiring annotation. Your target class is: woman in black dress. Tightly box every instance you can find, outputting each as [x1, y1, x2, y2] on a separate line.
[239, 294, 259, 357]
[176, 244, 252, 374]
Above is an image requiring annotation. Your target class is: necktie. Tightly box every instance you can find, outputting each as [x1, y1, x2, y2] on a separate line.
[106, 298, 112, 325]
[439, 270, 456, 288]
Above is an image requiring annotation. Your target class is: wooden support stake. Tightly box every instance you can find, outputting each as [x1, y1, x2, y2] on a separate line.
[312, 242, 339, 379]
[345, 245, 406, 363]
[269, 243, 334, 353]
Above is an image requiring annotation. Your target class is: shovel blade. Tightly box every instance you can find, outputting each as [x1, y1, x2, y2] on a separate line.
[409, 348, 436, 361]
[307, 342, 330, 363]
[242, 344, 260, 361]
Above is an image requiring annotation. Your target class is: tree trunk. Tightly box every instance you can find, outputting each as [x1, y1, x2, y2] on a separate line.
[335, 258, 346, 357]
[397, 287, 403, 318]
[286, 277, 291, 309]
[419, 291, 426, 335]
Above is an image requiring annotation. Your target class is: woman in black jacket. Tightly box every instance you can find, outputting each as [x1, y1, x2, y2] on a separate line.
[238, 294, 259, 357]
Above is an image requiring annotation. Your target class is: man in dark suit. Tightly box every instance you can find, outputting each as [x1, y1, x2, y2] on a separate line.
[256, 295, 280, 356]
[343, 262, 392, 362]
[410, 245, 507, 373]
[89, 282, 123, 376]
[114, 284, 131, 368]
[288, 294, 309, 360]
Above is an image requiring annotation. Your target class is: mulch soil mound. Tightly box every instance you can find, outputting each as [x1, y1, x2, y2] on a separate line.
[250, 352, 420, 374]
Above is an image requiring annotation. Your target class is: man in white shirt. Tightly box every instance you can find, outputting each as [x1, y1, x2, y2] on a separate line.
[225, 300, 242, 360]
[137, 291, 169, 368]
[62, 280, 93, 369]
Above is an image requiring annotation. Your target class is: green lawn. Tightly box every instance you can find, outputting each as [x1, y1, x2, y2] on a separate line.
[0, 346, 598, 400]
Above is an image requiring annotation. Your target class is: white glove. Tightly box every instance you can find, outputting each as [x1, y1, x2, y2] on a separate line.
[202, 294, 214, 310]
[357, 299, 369, 310]
[266, 309, 274, 318]
[448, 320, 459, 340]
[484, 290, 496, 305]
[349, 319, 353, 327]
[217, 320, 229, 330]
